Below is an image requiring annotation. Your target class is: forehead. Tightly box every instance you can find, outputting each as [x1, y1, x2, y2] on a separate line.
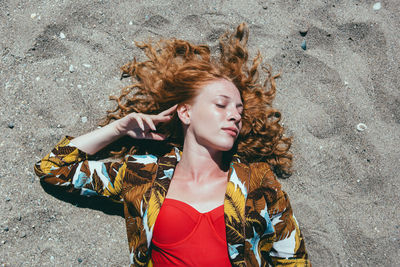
[198, 79, 242, 101]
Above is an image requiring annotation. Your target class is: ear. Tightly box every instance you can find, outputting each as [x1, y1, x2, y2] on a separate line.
[177, 103, 191, 125]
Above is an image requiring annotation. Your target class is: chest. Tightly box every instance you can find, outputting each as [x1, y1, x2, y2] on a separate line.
[165, 176, 228, 213]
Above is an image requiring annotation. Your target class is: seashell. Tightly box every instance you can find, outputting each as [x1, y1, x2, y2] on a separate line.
[356, 123, 367, 132]
[373, 2, 381, 10]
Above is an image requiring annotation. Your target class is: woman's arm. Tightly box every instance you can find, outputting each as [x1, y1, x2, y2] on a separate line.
[69, 120, 123, 155]
[34, 136, 127, 198]
[34, 106, 177, 197]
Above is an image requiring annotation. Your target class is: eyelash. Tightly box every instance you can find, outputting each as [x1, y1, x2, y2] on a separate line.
[216, 104, 243, 116]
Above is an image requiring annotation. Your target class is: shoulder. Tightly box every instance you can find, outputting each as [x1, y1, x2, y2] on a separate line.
[234, 161, 275, 181]
[235, 161, 282, 192]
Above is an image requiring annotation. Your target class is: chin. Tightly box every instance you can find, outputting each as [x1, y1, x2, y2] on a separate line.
[216, 146, 234, 152]
[209, 139, 236, 152]
[197, 134, 237, 153]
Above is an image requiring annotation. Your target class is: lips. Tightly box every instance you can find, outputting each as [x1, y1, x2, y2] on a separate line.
[222, 127, 239, 137]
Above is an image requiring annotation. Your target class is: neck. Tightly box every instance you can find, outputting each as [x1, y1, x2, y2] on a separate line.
[176, 137, 229, 183]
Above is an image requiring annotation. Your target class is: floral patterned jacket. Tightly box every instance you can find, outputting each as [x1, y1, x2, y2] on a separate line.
[34, 136, 311, 266]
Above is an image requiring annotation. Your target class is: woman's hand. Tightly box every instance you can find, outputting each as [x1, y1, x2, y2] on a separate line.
[114, 105, 177, 140]
[71, 105, 177, 155]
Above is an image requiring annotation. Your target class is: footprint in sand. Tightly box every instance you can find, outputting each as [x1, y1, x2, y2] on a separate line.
[28, 24, 68, 60]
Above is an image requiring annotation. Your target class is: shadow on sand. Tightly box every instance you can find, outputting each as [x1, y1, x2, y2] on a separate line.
[40, 181, 124, 217]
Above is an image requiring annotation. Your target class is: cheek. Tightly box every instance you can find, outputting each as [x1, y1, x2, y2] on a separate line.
[195, 107, 222, 125]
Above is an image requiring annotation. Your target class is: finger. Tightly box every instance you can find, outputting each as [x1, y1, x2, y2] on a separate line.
[143, 115, 156, 131]
[135, 115, 145, 131]
[143, 131, 166, 141]
[158, 104, 178, 116]
[148, 132, 166, 141]
[152, 114, 173, 124]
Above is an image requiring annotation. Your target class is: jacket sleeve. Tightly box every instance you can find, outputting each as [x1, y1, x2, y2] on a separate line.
[34, 136, 127, 199]
[262, 167, 311, 266]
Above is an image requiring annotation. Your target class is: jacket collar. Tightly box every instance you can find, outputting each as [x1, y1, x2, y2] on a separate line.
[143, 147, 249, 266]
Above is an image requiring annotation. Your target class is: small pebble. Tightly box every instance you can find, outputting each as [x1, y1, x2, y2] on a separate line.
[129, 21, 133, 25]
[1, 240, 6, 244]
[50, 256, 55, 261]
[69, 65, 75, 73]
[7, 123, 14, 129]
[357, 179, 360, 183]
[30, 13, 37, 19]
[344, 81, 349, 85]
[77, 84, 82, 89]
[81, 117, 88, 123]
[262, 3, 268, 9]
[19, 232, 26, 238]
[35, 76, 40, 81]
[3, 226, 9, 232]
[356, 123, 367, 132]
[17, 214, 22, 221]
[82, 63, 91, 68]
[301, 40, 307, 50]
[373, 2, 381, 10]
[5, 197, 10, 202]
[59, 32, 66, 39]
[78, 258, 83, 263]
[299, 27, 308, 36]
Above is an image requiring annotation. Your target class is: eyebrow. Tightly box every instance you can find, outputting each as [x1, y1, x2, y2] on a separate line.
[217, 95, 243, 107]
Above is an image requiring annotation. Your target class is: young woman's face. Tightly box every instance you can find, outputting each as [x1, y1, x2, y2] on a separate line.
[184, 79, 243, 152]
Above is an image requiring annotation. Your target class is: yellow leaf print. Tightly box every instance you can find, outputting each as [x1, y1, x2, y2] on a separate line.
[63, 148, 82, 163]
[38, 156, 61, 174]
[147, 189, 164, 229]
[224, 181, 246, 224]
[104, 163, 126, 197]
[55, 136, 71, 148]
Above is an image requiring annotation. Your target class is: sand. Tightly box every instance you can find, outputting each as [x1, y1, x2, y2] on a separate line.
[1, 0, 399, 266]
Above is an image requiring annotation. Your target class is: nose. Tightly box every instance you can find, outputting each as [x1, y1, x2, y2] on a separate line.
[228, 108, 242, 122]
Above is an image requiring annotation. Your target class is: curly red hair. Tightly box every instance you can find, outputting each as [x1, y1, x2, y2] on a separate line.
[102, 23, 293, 177]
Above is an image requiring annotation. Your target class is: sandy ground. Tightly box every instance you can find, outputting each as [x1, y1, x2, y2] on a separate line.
[1, 0, 399, 266]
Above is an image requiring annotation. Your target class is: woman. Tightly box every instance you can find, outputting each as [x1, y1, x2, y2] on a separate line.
[34, 23, 311, 266]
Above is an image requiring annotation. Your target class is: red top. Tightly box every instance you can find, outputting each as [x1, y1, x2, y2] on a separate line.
[151, 198, 232, 266]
